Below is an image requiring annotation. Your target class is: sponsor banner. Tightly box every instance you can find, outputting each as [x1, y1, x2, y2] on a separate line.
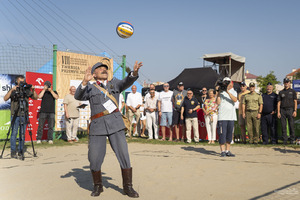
[25, 72, 53, 141]
[55, 51, 112, 131]
[293, 80, 300, 92]
[0, 74, 20, 139]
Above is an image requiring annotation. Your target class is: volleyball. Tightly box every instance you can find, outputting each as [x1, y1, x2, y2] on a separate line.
[116, 21, 134, 39]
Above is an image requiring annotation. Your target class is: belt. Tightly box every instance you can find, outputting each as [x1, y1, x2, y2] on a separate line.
[246, 110, 258, 112]
[91, 108, 119, 121]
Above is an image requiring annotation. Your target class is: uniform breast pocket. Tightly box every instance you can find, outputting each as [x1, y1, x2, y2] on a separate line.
[91, 94, 102, 105]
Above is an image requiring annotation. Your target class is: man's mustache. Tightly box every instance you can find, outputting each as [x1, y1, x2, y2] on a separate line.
[101, 71, 108, 74]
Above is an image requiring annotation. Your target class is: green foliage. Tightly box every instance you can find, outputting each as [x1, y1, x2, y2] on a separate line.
[256, 71, 280, 94]
[293, 71, 300, 80]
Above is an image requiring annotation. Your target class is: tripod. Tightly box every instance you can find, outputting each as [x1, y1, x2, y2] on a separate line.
[0, 94, 37, 160]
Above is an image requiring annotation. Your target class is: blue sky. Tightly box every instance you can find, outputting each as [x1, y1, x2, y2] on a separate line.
[0, 0, 299, 84]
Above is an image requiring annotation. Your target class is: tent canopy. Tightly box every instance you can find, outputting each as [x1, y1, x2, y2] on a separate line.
[142, 67, 221, 97]
[202, 52, 245, 82]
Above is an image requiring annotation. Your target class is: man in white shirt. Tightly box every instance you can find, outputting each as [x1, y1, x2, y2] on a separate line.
[119, 93, 125, 113]
[158, 83, 174, 141]
[216, 77, 237, 157]
[145, 84, 159, 100]
[126, 85, 143, 137]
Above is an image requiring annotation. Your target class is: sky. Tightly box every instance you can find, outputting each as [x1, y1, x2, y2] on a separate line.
[0, 0, 299, 85]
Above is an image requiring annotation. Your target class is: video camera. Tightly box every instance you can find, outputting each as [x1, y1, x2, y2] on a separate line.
[216, 79, 230, 92]
[14, 81, 32, 99]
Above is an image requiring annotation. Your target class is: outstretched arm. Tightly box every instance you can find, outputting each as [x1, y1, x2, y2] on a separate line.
[118, 61, 143, 92]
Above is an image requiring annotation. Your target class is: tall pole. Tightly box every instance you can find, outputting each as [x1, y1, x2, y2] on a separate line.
[53, 44, 57, 91]
[122, 55, 126, 114]
[52, 44, 57, 138]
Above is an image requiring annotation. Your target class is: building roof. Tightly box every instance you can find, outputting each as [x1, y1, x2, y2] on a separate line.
[286, 68, 300, 76]
[245, 72, 258, 79]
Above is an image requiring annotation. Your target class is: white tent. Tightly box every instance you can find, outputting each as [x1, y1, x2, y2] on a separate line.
[202, 52, 245, 82]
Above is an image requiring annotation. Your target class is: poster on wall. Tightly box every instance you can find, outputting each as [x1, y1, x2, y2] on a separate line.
[26, 72, 53, 141]
[55, 51, 113, 131]
[0, 74, 20, 139]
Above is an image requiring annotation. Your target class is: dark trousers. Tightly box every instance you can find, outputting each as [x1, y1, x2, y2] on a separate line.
[88, 130, 131, 171]
[217, 120, 234, 144]
[261, 114, 277, 144]
[36, 113, 55, 140]
[280, 108, 295, 142]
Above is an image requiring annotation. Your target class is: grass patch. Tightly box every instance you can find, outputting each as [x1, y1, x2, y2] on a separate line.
[1, 134, 299, 151]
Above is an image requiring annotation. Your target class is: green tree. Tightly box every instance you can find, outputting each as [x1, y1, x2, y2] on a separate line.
[256, 71, 280, 94]
[293, 71, 300, 80]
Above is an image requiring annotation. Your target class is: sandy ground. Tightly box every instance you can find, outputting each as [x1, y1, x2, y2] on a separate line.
[1, 142, 300, 200]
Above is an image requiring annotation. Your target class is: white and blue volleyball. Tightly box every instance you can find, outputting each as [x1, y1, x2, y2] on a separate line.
[116, 21, 134, 39]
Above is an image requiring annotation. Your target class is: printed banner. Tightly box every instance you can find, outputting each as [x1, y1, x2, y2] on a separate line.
[26, 72, 53, 141]
[0, 74, 20, 139]
[55, 51, 113, 131]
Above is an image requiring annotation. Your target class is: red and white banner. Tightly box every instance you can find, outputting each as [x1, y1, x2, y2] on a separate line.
[25, 72, 53, 141]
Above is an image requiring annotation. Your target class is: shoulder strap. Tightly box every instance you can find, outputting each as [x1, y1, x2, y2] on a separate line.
[93, 83, 119, 107]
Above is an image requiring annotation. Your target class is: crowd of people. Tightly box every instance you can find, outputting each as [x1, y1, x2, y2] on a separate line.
[4, 74, 298, 159]
[3, 65, 298, 197]
[123, 77, 298, 156]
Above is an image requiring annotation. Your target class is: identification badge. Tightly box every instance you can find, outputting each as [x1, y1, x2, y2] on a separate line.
[103, 99, 117, 113]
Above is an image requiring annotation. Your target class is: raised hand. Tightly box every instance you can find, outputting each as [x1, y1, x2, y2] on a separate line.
[83, 66, 93, 85]
[133, 61, 143, 76]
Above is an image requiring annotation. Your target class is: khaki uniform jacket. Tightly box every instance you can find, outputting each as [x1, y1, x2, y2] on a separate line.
[242, 92, 263, 111]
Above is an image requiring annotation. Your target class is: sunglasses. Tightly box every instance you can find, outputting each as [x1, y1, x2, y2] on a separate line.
[163, 85, 169, 87]
[202, 90, 207, 92]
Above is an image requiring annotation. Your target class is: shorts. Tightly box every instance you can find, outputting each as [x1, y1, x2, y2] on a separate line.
[238, 114, 246, 126]
[217, 120, 234, 144]
[172, 110, 185, 125]
[160, 112, 173, 127]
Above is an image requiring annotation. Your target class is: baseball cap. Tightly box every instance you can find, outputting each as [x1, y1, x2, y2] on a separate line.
[91, 62, 109, 74]
[240, 81, 246, 86]
[223, 77, 231, 82]
[44, 81, 51, 87]
[283, 77, 290, 83]
[249, 82, 255, 87]
[178, 82, 184, 86]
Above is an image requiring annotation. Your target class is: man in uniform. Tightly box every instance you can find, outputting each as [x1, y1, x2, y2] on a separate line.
[75, 61, 142, 198]
[237, 82, 250, 144]
[172, 82, 187, 142]
[277, 78, 297, 145]
[261, 83, 278, 144]
[242, 82, 263, 144]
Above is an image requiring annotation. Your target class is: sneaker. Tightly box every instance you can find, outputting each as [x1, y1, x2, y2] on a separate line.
[48, 140, 53, 144]
[11, 151, 17, 159]
[36, 140, 41, 144]
[18, 152, 24, 160]
[226, 151, 235, 157]
[68, 140, 73, 143]
[220, 152, 227, 157]
[72, 138, 79, 143]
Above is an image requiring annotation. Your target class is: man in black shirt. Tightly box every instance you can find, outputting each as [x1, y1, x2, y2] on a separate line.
[36, 81, 59, 144]
[277, 78, 297, 145]
[261, 83, 278, 144]
[180, 90, 200, 143]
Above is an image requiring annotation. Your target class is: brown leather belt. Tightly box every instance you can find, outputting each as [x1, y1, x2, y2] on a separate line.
[91, 108, 119, 121]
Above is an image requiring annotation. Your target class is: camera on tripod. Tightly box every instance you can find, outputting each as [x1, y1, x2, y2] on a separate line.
[14, 81, 32, 99]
